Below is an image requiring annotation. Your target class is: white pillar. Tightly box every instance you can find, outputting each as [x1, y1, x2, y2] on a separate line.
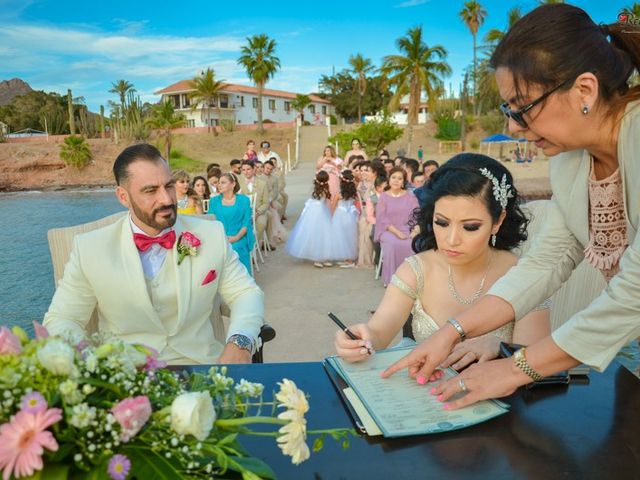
[295, 118, 301, 168]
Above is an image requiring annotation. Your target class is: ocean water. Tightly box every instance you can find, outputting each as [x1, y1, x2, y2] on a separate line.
[0, 190, 124, 332]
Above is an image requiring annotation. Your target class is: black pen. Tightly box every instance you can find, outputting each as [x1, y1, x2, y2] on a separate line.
[328, 312, 372, 355]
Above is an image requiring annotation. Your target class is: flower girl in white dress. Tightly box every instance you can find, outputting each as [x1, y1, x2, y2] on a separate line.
[285, 170, 334, 267]
[330, 170, 360, 268]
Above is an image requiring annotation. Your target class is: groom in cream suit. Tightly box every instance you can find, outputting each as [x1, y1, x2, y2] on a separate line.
[44, 144, 264, 365]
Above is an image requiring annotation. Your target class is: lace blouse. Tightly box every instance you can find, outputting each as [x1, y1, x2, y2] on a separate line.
[584, 161, 629, 281]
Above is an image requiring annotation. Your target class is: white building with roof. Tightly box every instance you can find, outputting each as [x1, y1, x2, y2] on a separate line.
[155, 80, 332, 127]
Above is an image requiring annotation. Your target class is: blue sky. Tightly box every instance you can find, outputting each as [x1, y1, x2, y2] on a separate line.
[0, 0, 630, 113]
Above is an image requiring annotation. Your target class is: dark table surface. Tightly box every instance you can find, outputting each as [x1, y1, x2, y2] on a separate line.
[211, 362, 640, 480]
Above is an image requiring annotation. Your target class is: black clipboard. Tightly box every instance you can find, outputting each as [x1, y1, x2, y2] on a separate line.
[322, 359, 368, 435]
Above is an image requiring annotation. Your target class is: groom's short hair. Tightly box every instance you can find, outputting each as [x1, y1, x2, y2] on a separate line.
[113, 144, 165, 185]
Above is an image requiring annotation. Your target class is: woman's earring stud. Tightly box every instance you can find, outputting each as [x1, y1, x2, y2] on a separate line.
[582, 105, 590, 115]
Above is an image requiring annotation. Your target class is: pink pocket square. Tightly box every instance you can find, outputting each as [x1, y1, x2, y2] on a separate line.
[202, 269, 217, 286]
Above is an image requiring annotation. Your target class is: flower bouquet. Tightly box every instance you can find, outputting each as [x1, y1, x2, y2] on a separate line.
[0, 325, 353, 479]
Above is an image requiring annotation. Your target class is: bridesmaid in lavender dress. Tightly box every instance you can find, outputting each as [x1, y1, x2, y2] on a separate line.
[374, 167, 419, 286]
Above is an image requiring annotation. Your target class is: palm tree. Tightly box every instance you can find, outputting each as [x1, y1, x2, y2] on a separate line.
[483, 7, 522, 51]
[59, 135, 92, 168]
[459, 1, 487, 116]
[381, 26, 451, 151]
[109, 80, 136, 109]
[623, 2, 640, 16]
[145, 101, 186, 161]
[348, 53, 375, 123]
[189, 68, 225, 135]
[237, 34, 281, 134]
[290, 94, 312, 121]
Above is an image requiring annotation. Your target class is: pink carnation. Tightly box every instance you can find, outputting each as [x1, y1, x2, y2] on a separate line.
[142, 346, 167, 372]
[180, 231, 201, 248]
[0, 408, 62, 480]
[111, 396, 152, 442]
[0, 327, 22, 355]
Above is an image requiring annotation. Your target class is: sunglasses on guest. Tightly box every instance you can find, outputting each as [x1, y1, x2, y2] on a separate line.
[500, 78, 573, 129]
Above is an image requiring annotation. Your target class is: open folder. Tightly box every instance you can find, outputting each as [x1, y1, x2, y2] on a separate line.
[324, 347, 509, 437]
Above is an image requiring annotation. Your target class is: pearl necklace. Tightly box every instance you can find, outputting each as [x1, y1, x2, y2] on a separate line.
[447, 254, 492, 305]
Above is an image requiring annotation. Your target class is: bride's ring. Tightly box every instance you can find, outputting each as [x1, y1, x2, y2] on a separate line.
[458, 377, 468, 392]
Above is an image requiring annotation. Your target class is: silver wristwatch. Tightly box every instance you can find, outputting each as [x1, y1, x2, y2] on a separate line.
[227, 334, 254, 354]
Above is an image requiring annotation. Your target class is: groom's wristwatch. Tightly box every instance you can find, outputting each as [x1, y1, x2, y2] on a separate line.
[227, 334, 254, 355]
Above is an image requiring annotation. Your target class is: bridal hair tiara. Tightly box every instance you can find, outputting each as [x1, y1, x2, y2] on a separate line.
[478, 168, 513, 210]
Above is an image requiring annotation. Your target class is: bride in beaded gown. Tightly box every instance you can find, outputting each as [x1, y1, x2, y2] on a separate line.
[334, 154, 551, 369]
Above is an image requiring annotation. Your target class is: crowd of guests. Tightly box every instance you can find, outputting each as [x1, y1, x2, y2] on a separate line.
[172, 139, 288, 275]
[286, 138, 440, 285]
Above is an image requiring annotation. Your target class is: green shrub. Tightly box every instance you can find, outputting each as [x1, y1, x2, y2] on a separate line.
[262, 118, 274, 124]
[435, 117, 461, 141]
[470, 138, 480, 150]
[59, 135, 92, 168]
[169, 149, 205, 172]
[329, 115, 338, 125]
[479, 113, 506, 135]
[329, 116, 404, 158]
[220, 119, 235, 132]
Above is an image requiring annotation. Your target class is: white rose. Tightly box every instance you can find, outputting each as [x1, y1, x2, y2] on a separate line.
[170, 391, 216, 441]
[37, 339, 76, 376]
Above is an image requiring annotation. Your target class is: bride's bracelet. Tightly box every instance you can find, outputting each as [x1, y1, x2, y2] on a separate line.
[447, 317, 466, 342]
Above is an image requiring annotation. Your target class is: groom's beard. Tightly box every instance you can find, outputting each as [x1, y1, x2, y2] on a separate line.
[130, 198, 177, 232]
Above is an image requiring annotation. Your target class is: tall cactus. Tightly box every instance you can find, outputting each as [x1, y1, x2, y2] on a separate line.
[67, 89, 76, 135]
[99, 105, 105, 138]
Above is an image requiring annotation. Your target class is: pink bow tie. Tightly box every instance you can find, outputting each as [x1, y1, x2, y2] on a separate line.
[133, 230, 176, 252]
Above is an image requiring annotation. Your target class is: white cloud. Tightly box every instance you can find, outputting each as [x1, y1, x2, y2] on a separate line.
[0, 22, 325, 112]
[395, 0, 430, 8]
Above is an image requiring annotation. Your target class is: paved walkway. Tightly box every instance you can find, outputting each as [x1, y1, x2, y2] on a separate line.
[252, 130, 387, 363]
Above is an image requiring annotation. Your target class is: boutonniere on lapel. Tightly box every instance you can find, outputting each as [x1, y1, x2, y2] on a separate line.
[176, 231, 201, 265]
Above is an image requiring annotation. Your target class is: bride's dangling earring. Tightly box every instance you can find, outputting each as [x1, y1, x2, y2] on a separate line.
[491, 234, 497, 247]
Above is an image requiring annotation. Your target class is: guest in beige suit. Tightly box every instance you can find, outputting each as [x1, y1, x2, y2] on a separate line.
[384, 4, 640, 407]
[237, 160, 270, 248]
[44, 144, 264, 365]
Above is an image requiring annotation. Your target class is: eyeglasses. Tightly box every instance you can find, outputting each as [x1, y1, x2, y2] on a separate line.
[500, 78, 572, 128]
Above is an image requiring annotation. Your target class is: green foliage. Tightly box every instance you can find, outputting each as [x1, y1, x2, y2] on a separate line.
[318, 73, 391, 121]
[290, 94, 312, 115]
[237, 34, 281, 132]
[121, 94, 151, 141]
[169, 149, 205, 172]
[329, 114, 338, 125]
[470, 137, 480, 150]
[108, 84, 155, 142]
[59, 135, 92, 168]
[109, 80, 136, 108]
[0, 90, 68, 134]
[381, 26, 451, 125]
[189, 68, 225, 135]
[329, 116, 404, 157]
[146, 101, 186, 160]
[479, 112, 506, 135]
[220, 119, 235, 132]
[435, 117, 461, 141]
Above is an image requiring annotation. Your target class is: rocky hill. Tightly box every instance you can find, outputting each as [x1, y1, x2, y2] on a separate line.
[0, 78, 33, 106]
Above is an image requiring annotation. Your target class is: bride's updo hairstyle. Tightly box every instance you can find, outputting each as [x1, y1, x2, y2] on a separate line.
[411, 153, 528, 253]
[491, 4, 640, 121]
